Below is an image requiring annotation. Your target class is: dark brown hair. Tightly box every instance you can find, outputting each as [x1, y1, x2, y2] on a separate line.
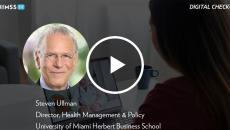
[149, 0, 230, 129]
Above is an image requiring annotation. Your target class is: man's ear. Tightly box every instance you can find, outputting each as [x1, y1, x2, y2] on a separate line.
[35, 51, 41, 69]
[74, 53, 78, 66]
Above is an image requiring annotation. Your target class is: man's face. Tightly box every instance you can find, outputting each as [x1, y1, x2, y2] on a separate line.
[36, 33, 77, 90]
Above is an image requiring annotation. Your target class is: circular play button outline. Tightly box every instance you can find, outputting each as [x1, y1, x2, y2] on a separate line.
[86, 36, 144, 94]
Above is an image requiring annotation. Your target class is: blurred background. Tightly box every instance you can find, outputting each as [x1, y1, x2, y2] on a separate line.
[0, 0, 181, 129]
[0, 0, 180, 85]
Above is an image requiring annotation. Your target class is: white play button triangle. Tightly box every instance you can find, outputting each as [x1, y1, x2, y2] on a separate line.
[110, 56, 125, 74]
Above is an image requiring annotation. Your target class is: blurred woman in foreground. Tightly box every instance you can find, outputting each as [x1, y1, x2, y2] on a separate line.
[133, 0, 230, 129]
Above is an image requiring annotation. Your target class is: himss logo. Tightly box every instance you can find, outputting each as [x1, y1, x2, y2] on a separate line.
[0, 3, 25, 11]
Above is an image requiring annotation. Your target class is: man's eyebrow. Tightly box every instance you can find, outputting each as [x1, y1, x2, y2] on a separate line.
[45, 51, 75, 54]
[45, 52, 56, 54]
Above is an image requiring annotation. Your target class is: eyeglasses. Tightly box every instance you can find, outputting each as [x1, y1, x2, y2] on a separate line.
[43, 52, 76, 62]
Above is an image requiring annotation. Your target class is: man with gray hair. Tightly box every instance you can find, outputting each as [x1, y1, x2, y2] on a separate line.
[35, 24, 78, 91]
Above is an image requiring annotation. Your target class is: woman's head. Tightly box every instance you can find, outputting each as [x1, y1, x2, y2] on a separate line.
[149, 0, 230, 129]
[150, 0, 230, 74]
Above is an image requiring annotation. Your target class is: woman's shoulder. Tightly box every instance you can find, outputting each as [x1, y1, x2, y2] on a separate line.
[147, 76, 194, 101]
[161, 76, 190, 86]
[134, 76, 214, 130]
[157, 76, 192, 90]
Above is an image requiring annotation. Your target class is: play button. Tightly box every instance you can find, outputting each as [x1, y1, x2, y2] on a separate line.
[86, 36, 144, 94]
[110, 56, 125, 74]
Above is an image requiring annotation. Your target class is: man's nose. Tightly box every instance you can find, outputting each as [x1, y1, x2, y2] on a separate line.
[54, 56, 64, 68]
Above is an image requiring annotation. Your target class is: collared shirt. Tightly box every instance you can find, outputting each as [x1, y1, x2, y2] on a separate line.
[40, 75, 70, 90]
